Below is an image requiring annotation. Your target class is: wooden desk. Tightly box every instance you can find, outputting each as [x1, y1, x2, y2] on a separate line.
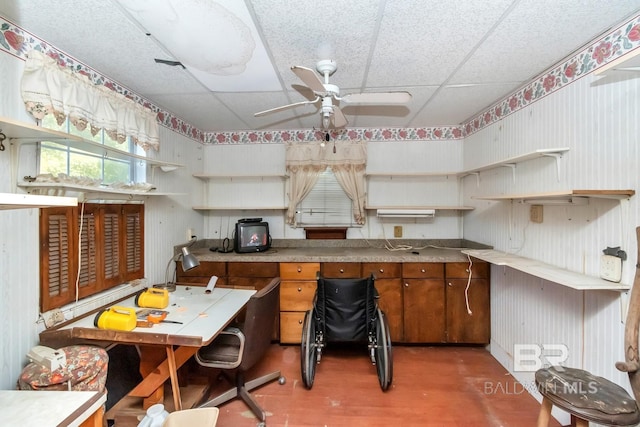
[40, 287, 255, 411]
[0, 390, 106, 426]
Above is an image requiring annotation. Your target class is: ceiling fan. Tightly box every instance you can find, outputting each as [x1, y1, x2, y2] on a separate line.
[254, 60, 412, 129]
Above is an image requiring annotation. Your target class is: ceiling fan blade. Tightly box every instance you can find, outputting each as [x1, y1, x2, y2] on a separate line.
[291, 65, 326, 93]
[254, 98, 319, 117]
[332, 105, 348, 128]
[341, 91, 412, 104]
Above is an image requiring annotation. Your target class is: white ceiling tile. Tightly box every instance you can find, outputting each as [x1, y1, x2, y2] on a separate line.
[0, 0, 638, 133]
[409, 83, 522, 127]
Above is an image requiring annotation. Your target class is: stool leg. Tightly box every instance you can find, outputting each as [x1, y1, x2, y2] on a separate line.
[537, 396, 553, 427]
[573, 417, 589, 427]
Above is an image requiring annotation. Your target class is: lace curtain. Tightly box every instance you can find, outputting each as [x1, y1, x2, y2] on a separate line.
[285, 140, 367, 226]
[21, 50, 159, 151]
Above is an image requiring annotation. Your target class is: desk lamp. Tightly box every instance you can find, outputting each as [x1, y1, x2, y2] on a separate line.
[160, 244, 200, 292]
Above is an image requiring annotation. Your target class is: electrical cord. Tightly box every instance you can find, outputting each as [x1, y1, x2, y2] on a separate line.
[465, 253, 473, 315]
[74, 201, 86, 316]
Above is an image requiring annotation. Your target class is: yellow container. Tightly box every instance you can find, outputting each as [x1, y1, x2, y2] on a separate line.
[135, 288, 169, 309]
[94, 306, 137, 331]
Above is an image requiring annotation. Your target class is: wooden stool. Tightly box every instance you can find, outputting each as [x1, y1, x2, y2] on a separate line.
[535, 366, 640, 426]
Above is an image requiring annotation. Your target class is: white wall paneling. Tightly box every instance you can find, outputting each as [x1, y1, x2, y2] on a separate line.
[463, 68, 640, 422]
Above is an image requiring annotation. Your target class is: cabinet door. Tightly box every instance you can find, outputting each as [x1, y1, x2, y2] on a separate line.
[375, 278, 403, 342]
[446, 278, 490, 344]
[362, 263, 402, 341]
[403, 279, 445, 343]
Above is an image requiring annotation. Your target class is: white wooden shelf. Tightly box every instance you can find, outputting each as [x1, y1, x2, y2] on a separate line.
[595, 48, 640, 76]
[367, 148, 569, 185]
[193, 173, 287, 180]
[366, 171, 459, 177]
[460, 147, 570, 183]
[0, 116, 183, 170]
[366, 205, 475, 211]
[0, 192, 77, 210]
[193, 206, 287, 211]
[18, 182, 186, 202]
[462, 249, 630, 291]
[472, 189, 635, 203]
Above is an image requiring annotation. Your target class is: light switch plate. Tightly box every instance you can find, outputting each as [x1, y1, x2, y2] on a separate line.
[600, 255, 622, 282]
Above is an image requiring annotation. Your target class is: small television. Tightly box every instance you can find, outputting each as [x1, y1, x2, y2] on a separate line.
[234, 218, 270, 253]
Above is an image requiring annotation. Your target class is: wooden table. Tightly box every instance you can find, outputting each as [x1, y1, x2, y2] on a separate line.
[0, 390, 106, 426]
[40, 286, 255, 411]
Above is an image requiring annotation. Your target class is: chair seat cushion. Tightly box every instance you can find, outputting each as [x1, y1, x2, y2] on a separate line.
[197, 330, 242, 367]
[536, 366, 640, 425]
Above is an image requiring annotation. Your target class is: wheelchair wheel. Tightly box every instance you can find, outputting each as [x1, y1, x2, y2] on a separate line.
[374, 308, 393, 391]
[301, 309, 318, 389]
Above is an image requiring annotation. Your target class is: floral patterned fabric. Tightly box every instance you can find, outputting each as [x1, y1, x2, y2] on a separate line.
[17, 345, 108, 392]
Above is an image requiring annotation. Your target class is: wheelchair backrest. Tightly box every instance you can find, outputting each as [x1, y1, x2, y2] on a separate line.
[315, 274, 377, 342]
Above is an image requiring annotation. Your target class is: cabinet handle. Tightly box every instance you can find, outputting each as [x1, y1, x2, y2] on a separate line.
[339, 268, 344, 273]
[404, 283, 409, 287]
[448, 282, 453, 286]
[379, 269, 384, 273]
[421, 268, 426, 273]
[297, 267, 302, 273]
[298, 319, 303, 324]
[297, 287, 302, 292]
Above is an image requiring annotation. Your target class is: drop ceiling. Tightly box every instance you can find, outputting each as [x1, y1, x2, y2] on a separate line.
[0, 0, 639, 133]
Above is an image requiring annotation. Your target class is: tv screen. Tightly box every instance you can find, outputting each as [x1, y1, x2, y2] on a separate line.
[234, 221, 270, 253]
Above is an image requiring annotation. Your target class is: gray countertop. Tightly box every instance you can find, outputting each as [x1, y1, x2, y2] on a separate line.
[188, 239, 491, 263]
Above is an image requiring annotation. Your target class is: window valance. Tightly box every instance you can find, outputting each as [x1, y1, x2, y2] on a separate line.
[21, 50, 160, 151]
[285, 140, 367, 226]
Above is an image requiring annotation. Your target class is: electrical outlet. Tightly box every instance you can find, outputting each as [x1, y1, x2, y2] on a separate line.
[600, 255, 622, 282]
[530, 205, 543, 223]
[186, 228, 193, 241]
[394, 225, 403, 238]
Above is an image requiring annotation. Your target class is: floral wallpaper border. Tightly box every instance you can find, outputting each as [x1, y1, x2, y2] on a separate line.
[0, 13, 639, 144]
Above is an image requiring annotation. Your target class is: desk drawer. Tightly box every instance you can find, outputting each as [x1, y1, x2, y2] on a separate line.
[279, 262, 319, 280]
[280, 280, 316, 311]
[177, 261, 226, 277]
[227, 262, 278, 277]
[321, 262, 361, 278]
[446, 261, 489, 279]
[362, 262, 401, 279]
[403, 262, 444, 279]
[280, 312, 306, 344]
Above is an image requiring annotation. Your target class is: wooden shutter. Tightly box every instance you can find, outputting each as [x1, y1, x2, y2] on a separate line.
[122, 204, 144, 281]
[102, 205, 121, 287]
[76, 204, 100, 298]
[40, 207, 75, 311]
[40, 203, 145, 311]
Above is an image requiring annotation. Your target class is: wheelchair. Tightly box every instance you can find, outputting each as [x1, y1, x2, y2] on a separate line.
[300, 273, 393, 391]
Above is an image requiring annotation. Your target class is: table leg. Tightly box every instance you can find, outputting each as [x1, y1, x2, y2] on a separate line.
[138, 346, 166, 409]
[166, 346, 182, 411]
[128, 346, 197, 410]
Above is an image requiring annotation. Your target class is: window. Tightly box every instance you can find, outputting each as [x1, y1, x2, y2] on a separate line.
[295, 168, 356, 227]
[40, 115, 146, 184]
[40, 203, 144, 312]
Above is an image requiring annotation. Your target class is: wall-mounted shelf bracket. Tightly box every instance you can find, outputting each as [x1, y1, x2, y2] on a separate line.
[541, 152, 564, 181]
[469, 172, 480, 187]
[500, 163, 516, 183]
[0, 129, 6, 151]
